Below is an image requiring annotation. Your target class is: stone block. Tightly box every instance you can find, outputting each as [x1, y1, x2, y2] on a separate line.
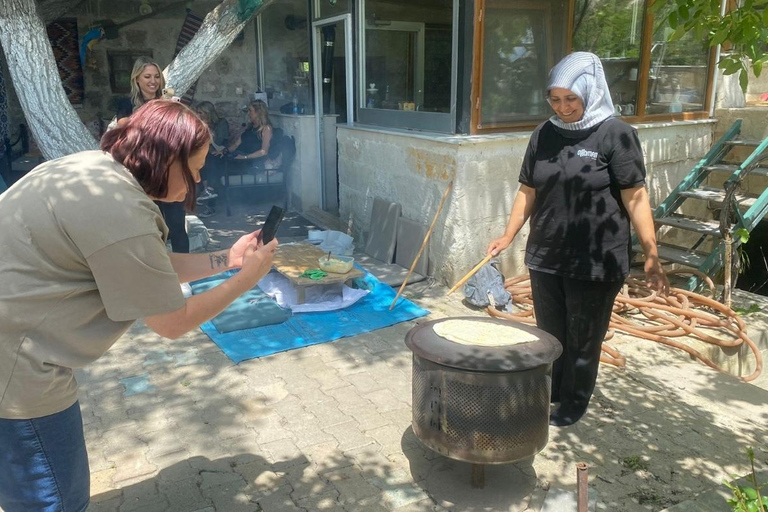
[364, 389, 409, 414]
[364, 198, 402, 263]
[323, 421, 375, 452]
[325, 465, 382, 504]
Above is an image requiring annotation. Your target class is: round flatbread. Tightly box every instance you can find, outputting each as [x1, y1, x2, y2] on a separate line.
[432, 319, 538, 347]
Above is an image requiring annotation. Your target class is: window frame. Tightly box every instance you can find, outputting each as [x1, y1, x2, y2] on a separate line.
[355, 0, 460, 133]
[107, 50, 153, 94]
[469, 0, 718, 134]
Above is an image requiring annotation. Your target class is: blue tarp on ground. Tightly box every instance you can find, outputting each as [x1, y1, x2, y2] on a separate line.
[192, 268, 429, 363]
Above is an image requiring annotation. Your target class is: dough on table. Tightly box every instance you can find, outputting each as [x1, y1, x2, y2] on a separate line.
[433, 319, 538, 347]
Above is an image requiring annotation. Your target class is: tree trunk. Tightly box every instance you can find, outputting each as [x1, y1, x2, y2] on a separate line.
[1, 0, 273, 161]
[0, 0, 98, 160]
[163, 0, 275, 97]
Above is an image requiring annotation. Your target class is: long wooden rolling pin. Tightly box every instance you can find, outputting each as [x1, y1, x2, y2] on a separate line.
[447, 253, 494, 295]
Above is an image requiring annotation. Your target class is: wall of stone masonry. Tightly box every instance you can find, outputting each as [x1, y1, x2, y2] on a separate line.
[337, 121, 716, 284]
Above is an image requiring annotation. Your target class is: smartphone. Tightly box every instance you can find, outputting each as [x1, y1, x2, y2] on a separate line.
[260, 206, 285, 244]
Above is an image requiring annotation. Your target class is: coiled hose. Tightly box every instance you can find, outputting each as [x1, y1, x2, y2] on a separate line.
[486, 269, 764, 382]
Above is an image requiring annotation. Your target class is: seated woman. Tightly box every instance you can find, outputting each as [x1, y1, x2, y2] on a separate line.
[195, 101, 229, 216]
[226, 100, 273, 165]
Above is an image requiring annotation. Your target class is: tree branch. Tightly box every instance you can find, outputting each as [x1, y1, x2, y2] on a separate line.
[163, 0, 276, 96]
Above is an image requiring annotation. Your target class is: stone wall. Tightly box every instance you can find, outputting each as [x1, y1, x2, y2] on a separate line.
[338, 121, 715, 285]
[713, 107, 768, 197]
[3, 1, 259, 146]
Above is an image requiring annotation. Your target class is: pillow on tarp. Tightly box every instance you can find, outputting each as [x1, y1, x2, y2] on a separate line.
[190, 277, 291, 333]
[463, 259, 510, 308]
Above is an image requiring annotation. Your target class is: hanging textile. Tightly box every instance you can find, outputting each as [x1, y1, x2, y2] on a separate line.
[173, 9, 204, 105]
[47, 19, 85, 106]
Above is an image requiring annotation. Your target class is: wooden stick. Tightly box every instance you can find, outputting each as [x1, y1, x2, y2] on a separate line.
[389, 180, 454, 310]
[447, 253, 493, 295]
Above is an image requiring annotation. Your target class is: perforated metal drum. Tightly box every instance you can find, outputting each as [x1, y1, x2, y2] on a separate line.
[406, 317, 562, 465]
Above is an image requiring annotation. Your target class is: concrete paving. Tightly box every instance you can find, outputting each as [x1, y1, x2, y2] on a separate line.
[7, 200, 768, 512]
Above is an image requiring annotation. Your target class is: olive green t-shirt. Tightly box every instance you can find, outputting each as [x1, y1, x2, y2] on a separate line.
[0, 150, 185, 419]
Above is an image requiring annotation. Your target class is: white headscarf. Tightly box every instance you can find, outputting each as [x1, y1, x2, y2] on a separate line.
[546, 52, 615, 132]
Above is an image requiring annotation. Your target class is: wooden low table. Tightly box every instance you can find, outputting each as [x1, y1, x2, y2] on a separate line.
[272, 243, 364, 304]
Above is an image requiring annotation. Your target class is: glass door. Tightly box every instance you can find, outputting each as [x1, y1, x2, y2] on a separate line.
[312, 14, 354, 212]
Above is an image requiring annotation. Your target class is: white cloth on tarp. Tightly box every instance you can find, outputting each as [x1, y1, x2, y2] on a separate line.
[258, 271, 369, 313]
[310, 230, 354, 256]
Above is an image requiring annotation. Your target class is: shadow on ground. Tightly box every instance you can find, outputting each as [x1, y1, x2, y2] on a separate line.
[76, 193, 768, 512]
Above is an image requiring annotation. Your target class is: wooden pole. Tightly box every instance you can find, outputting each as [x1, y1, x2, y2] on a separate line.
[577, 463, 589, 512]
[447, 253, 494, 296]
[389, 180, 453, 310]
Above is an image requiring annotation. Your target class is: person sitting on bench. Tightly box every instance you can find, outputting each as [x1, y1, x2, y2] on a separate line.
[224, 100, 273, 167]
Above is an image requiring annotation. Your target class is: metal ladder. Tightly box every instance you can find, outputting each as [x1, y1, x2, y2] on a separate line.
[633, 119, 768, 290]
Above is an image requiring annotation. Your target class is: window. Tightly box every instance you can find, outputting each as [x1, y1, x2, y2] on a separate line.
[358, 0, 456, 132]
[470, 0, 716, 133]
[259, 0, 312, 113]
[315, 0, 352, 19]
[478, 0, 569, 127]
[572, 0, 644, 117]
[644, 1, 710, 115]
[108, 50, 152, 94]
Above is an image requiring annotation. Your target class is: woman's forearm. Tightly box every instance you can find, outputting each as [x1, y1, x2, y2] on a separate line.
[143, 271, 255, 338]
[244, 149, 267, 159]
[620, 186, 658, 257]
[169, 251, 232, 283]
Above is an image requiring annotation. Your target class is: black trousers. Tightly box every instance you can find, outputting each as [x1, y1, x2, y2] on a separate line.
[529, 270, 623, 412]
[200, 154, 224, 194]
[156, 201, 189, 253]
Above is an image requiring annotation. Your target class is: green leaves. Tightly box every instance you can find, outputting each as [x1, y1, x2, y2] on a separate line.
[735, 228, 750, 245]
[712, 27, 730, 46]
[663, 0, 768, 92]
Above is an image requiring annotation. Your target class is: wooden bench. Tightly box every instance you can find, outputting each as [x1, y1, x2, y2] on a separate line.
[221, 130, 295, 216]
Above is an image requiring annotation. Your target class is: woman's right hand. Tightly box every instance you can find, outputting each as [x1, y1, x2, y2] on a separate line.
[487, 235, 513, 257]
[240, 238, 278, 285]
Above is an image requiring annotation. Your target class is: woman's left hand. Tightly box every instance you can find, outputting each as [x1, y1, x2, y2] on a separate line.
[228, 231, 263, 268]
[644, 255, 670, 296]
[234, 155, 248, 160]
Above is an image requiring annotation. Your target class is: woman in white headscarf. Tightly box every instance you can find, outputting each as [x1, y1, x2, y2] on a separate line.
[487, 52, 668, 427]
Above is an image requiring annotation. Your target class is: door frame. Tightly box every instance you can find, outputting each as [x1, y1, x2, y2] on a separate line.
[312, 13, 354, 211]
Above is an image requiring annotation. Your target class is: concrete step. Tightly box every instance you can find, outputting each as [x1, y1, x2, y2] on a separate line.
[303, 206, 349, 233]
[679, 186, 758, 208]
[655, 214, 721, 237]
[703, 163, 768, 176]
[633, 243, 707, 268]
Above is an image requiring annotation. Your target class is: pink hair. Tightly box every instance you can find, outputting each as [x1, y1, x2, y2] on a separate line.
[101, 100, 210, 208]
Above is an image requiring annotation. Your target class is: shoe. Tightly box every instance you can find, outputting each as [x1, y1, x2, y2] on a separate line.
[549, 404, 587, 427]
[196, 188, 218, 204]
[197, 205, 215, 218]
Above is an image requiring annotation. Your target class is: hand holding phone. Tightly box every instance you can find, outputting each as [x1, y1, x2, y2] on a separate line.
[259, 206, 285, 244]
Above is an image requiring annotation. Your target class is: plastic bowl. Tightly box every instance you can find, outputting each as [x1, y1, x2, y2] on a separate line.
[318, 254, 354, 274]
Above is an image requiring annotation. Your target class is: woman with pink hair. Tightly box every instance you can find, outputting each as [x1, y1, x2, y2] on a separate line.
[0, 100, 277, 512]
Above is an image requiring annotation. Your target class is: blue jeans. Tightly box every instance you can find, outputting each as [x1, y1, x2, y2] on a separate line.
[0, 401, 90, 512]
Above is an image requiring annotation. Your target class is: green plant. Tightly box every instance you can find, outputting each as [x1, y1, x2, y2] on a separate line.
[724, 447, 768, 512]
[622, 455, 650, 471]
[733, 304, 761, 315]
[656, 0, 768, 92]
